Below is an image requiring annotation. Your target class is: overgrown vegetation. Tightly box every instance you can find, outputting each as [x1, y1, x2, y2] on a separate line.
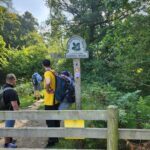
[0, 0, 149, 148]
[15, 82, 35, 108]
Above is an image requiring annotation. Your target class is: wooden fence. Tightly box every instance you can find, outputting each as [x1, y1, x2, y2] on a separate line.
[0, 105, 149, 150]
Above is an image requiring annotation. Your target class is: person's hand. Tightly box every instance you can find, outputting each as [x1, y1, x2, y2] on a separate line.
[47, 89, 54, 94]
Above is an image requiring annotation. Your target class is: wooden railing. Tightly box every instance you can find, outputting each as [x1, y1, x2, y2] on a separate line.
[0, 105, 149, 150]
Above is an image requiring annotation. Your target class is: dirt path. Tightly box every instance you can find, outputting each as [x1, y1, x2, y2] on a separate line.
[0, 99, 48, 148]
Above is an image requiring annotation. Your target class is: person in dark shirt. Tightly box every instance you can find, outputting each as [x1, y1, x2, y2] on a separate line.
[3, 73, 20, 148]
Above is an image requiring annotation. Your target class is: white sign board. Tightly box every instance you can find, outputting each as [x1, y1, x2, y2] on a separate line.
[66, 35, 89, 58]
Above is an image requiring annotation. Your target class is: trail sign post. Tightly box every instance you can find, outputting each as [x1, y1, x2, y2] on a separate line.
[66, 35, 89, 110]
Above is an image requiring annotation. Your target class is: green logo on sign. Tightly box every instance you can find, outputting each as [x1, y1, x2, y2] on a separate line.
[72, 42, 80, 51]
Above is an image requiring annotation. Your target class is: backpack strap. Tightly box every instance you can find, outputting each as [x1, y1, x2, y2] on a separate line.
[3, 87, 13, 92]
[1, 87, 13, 110]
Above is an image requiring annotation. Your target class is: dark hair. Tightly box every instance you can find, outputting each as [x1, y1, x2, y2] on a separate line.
[42, 59, 51, 67]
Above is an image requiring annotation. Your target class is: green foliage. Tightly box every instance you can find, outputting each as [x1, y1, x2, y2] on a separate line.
[22, 32, 44, 47]
[20, 95, 35, 109]
[53, 138, 106, 149]
[83, 13, 150, 95]
[111, 90, 141, 128]
[0, 6, 21, 48]
[82, 82, 150, 129]
[110, 90, 140, 108]
[0, 0, 13, 9]
[4, 44, 48, 79]
[45, 0, 149, 44]
[19, 11, 38, 35]
[107, 90, 150, 128]
[136, 96, 150, 128]
[46, 38, 73, 74]
[110, 15, 150, 93]
[82, 82, 121, 110]
[0, 6, 39, 48]
[0, 35, 8, 69]
[15, 82, 33, 97]
[15, 82, 36, 109]
[0, 2, 149, 149]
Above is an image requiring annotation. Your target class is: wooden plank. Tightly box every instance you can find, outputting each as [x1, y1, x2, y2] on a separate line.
[0, 127, 107, 139]
[0, 149, 102, 150]
[0, 110, 108, 120]
[119, 129, 150, 140]
[0, 127, 149, 140]
[73, 59, 81, 109]
[107, 106, 119, 150]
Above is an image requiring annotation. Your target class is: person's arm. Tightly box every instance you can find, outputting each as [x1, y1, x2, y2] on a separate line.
[45, 78, 54, 93]
[11, 101, 19, 110]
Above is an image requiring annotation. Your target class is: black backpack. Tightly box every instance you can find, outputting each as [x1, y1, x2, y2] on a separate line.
[51, 71, 75, 103]
[65, 79, 75, 103]
[0, 87, 12, 110]
[53, 73, 69, 102]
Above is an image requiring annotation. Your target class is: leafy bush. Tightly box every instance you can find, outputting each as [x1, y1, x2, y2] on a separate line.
[2, 44, 48, 82]
[15, 82, 36, 108]
[82, 82, 150, 129]
[136, 96, 150, 128]
[82, 82, 122, 110]
[111, 91, 150, 128]
[15, 82, 33, 97]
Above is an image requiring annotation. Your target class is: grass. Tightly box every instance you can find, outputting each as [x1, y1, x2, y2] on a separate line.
[38, 103, 44, 110]
[20, 95, 36, 109]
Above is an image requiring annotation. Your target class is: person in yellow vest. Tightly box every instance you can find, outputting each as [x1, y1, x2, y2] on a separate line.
[42, 59, 60, 148]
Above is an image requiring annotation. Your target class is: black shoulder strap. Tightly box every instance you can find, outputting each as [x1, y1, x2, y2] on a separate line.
[3, 87, 13, 92]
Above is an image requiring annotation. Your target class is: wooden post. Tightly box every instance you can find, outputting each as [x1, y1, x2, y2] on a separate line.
[107, 105, 119, 150]
[73, 59, 81, 110]
[66, 36, 88, 110]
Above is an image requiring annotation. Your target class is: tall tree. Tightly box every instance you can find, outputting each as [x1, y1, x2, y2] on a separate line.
[0, 0, 13, 9]
[19, 11, 38, 35]
[45, 0, 149, 43]
[87, 10, 150, 94]
[0, 6, 20, 48]
[17, 11, 39, 47]
[0, 7, 39, 48]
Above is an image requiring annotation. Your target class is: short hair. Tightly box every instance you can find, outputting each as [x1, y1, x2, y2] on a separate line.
[42, 59, 51, 67]
[6, 73, 16, 81]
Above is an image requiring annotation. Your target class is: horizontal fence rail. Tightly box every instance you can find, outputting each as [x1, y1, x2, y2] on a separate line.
[0, 128, 149, 140]
[0, 106, 149, 150]
[0, 110, 108, 120]
[119, 129, 150, 140]
[0, 128, 107, 138]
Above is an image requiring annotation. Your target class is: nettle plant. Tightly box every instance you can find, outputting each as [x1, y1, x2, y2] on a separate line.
[82, 82, 150, 129]
[111, 91, 150, 128]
